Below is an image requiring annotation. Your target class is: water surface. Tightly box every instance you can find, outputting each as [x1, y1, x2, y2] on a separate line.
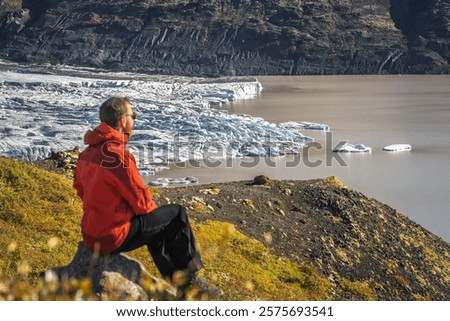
[154, 75, 450, 242]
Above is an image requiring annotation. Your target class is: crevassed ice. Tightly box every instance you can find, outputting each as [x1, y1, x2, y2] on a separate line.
[0, 63, 327, 175]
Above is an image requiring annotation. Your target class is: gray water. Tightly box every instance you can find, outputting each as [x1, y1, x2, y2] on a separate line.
[154, 75, 450, 243]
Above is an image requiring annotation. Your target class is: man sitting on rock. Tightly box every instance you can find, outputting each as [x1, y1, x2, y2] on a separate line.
[73, 96, 221, 299]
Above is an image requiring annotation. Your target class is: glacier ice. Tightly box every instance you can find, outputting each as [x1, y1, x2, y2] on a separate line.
[278, 121, 330, 131]
[0, 61, 328, 178]
[383, 144, 412, 152]
[333, 143, 371, 153]
[147, 177, 199, 187]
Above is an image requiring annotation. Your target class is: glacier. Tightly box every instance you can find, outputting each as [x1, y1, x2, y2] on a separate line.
[0, 61, 325, 176]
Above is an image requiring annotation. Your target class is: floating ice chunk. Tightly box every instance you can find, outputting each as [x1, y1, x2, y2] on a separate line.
[147, 177, 198, 187]
[278, 121, 330, 131]
[334, 143, 371, 153]
[383, 144, 412, 152]
[301, 122, 330, 131]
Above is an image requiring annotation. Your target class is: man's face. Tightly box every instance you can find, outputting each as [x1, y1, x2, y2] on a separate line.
[122, 102, 135, 136]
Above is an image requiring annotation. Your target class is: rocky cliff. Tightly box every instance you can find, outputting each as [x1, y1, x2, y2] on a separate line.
[390, 0, 450, 73]
[0, 0, 448, 76]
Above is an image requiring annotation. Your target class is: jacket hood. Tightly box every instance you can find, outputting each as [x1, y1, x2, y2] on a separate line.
[84, 122, 129, 146]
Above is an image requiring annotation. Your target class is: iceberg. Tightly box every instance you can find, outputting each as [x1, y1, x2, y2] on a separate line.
[333, 143, 371, 153]
[383, 144, 412, 152]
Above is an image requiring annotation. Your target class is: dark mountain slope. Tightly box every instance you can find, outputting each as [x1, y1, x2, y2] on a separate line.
[1, 0, 447, 76]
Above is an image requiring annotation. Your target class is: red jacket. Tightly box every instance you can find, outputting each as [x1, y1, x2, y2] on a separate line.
[74, 122, 157, 254]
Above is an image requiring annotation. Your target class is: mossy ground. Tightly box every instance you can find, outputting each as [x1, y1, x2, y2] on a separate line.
[0, 157, 331, 300]
[159, 178, 450, 300]
[0, 157, 82, 282]
[2, 157, 449, 300]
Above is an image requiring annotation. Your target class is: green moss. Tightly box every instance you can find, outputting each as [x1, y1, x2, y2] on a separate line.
[393, 275, 410, 289]
[0, 157, 82, 282]
[386, 260, 399, 273]
[412, 293, 432, 301]
[0, 157, 332, 300]
[274, 200, 283, 207]
[199, 188, 221, 195]
[326, 176, 348, 189]
[191, 220, 331, 300]
[397, 233, 450, 284]
[148, 187, 163, 198]
[242, 199, 256, 209]
[189, 201, 208, 214]
[339, 278, 376, 300]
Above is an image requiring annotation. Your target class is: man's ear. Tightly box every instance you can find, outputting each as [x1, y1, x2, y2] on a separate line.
[118, 115, 126, 129]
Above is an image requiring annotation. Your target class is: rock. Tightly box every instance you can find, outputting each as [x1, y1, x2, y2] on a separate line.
[0, 0, 447, 75]
[0, 1, 21, 12]
[32, 147, 80, 178]
[48, 147, 79, 170]
[0, 8, 30, 36]
[41, 242, 176, 300]
[390, 0, 450, 74]
[253, 175, 271, 186]
[99, 271, 148, 301]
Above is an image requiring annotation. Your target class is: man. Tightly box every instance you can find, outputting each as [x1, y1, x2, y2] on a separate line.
[73, 96, 220, 298]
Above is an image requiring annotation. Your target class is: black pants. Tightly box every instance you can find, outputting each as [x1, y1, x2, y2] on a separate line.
[112, 204, 203, 279]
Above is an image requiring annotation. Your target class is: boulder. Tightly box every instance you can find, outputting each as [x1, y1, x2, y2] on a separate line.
[41, 242, 177, 300]
[252, 175, 271, 186]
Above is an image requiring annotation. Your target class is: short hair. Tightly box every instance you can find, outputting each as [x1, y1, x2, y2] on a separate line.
[99, 97, 130, 129]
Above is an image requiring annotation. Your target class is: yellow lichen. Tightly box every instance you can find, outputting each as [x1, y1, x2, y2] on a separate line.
[325, 176, 348, 189]
[393, 275, 410, 289]
[0, 157, 83, 282]
[192, 220, 331, 300]
[386, 260, 399, 273]
[339, 278, 376, 300]
[243, 199, 256, 209]
[199, 188, 221, 195]
[148, 187, 163, 198]
[189, 201, 208, 214]
[274, 200, 283, 207]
